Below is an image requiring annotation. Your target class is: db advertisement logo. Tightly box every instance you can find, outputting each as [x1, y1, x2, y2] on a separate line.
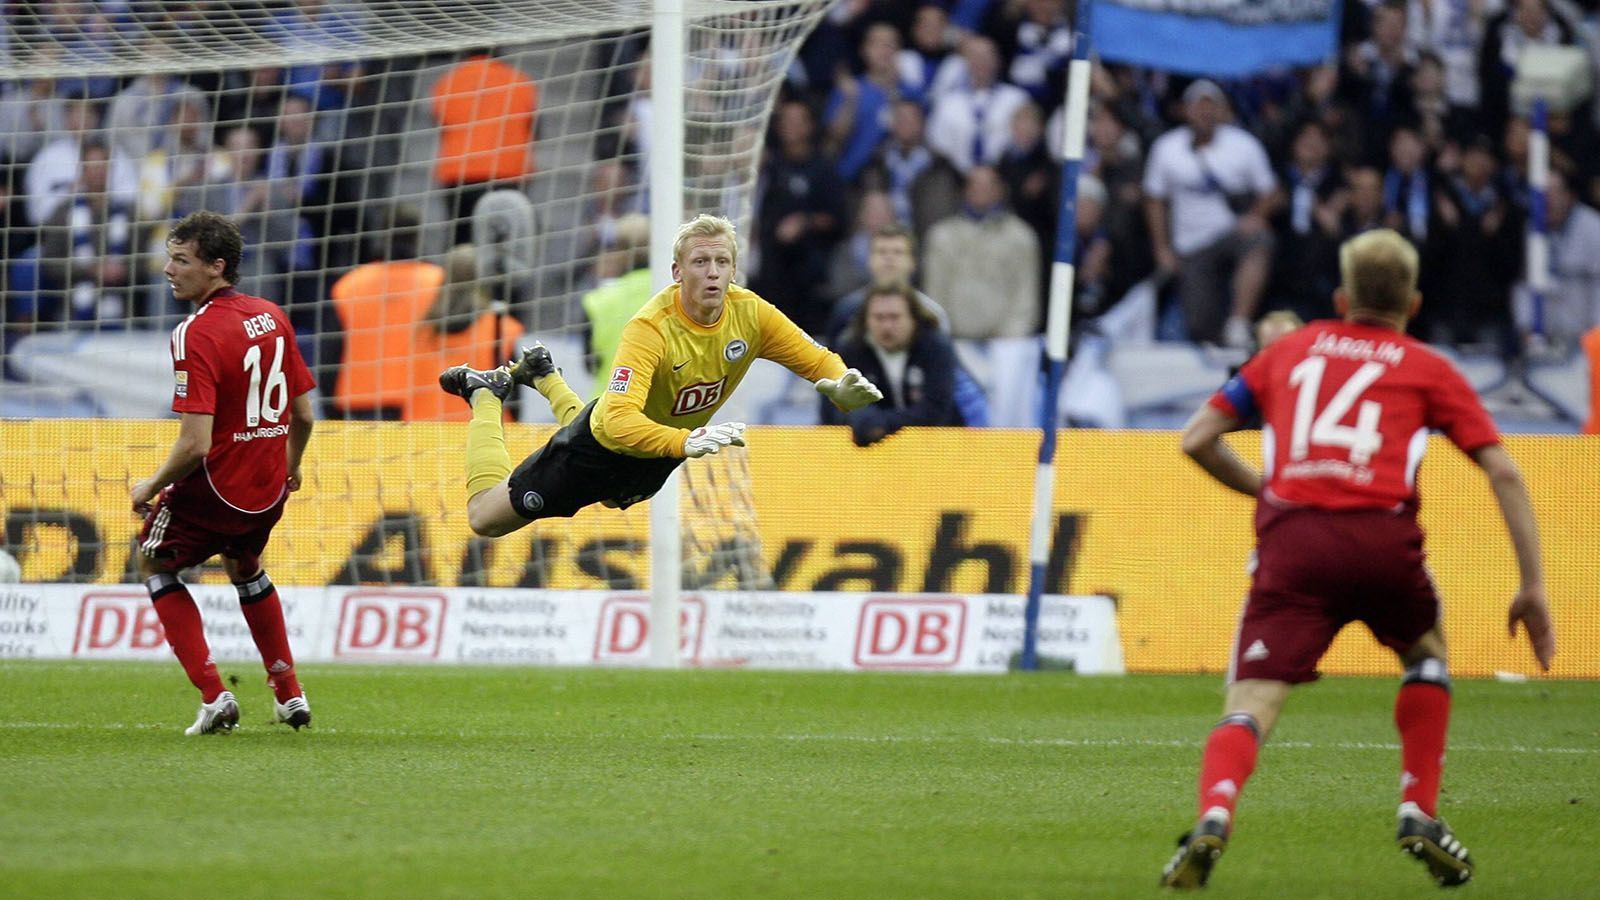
[853, 597, 967, 669]
[335, 591, 447, 660]
[593, 595, 705, 663]
[74, 592, 168, 656]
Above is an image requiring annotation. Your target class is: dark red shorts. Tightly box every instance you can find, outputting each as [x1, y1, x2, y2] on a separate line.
[136, 485, 286, 572]
[1230, 500, 1440, 684]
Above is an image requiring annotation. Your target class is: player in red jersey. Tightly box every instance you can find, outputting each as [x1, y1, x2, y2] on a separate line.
[130, 211, 317, 735]
[1159, 230, 1556, 889]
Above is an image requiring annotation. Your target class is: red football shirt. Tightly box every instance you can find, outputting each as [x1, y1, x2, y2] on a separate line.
[167, 289, 315, 519]
[1210, 320, 1500, 511]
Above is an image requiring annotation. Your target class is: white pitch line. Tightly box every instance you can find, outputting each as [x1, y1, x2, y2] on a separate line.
[0, 720, 1595, 756]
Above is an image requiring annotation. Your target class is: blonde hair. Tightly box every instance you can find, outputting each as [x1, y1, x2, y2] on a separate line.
[1339, 229, 1418, 316]
[672, 213, 738, 270]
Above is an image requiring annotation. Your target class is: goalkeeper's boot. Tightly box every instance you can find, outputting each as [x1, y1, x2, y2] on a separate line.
[507, 343, 557, 388]
[1160, 809, 1229, 890]
[274, 693, 311, 730]
[1397, 802, 1473, 887]
[184, 690, 240, 736]
[439, 364, 514, 406]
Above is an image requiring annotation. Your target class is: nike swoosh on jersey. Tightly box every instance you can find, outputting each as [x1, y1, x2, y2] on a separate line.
[673, 360, 690, 371]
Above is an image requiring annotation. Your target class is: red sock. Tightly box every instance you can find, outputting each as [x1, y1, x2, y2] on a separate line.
[151, 588, 225, 702]
[1395, 682, 1451, 817]
[1197, 718, 1260, 822]
[239, 585, 301, 703]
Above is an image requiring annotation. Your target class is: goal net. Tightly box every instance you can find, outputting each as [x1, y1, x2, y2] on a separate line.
[0, 0, 832, 590]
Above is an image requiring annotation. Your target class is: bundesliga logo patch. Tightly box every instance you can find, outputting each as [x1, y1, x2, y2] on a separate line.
[608, 366, 633, 394]
[174, 369, 188, 398]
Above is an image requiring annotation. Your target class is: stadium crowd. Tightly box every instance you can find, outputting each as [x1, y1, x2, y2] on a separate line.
[1, 0, 1599, 431]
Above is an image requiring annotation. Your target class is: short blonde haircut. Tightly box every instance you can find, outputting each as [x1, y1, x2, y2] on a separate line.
[1339, 229, 1418, 316]
[673, 213, 739, 270]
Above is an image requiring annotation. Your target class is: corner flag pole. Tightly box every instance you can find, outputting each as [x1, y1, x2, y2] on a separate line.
[1019, 3, 1093, 671]
[1526, 98, 1550, 342]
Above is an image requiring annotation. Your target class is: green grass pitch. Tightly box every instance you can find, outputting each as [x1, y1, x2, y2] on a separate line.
[1, 662, 1594, 899]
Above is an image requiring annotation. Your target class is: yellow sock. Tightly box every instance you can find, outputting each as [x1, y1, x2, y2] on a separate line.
[534, 372, 584, 427]
[465, 391, 512, 496]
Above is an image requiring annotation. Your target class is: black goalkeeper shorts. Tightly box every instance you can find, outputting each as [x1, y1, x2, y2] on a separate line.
[506, 401, 684, 520]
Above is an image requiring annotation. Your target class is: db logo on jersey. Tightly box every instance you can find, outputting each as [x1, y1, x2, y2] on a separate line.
[608, 366, 633, 394]
[672, 378, 726, 416]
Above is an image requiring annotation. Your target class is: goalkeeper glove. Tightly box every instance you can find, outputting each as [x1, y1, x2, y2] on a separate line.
[815, 368, 883, 412]
[683, 422, 747, 458]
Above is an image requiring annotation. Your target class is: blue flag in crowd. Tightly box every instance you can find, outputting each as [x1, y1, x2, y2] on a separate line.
[1090, 0, 1339, 78]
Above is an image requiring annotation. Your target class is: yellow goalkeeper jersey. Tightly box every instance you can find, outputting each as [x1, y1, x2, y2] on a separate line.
[591, 283, 846, 458]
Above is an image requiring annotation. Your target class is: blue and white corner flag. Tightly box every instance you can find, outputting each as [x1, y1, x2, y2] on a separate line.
[1090, 0, 1339, 78]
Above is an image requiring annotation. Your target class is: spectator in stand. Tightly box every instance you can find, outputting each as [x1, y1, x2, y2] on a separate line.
[823, 281, 968, 445]
[925, 36, 1031, 173]
[1005, 0, 1074, 106]
[257, 94, 333, 332]
[35, 140, 134, 329]
[826, 222, 952, 344]
[1477, 0, 1581, 143]
[1143, 79, 1278, 348]
[1406, 51, 1475, 151]
[1514, 169, 1600, 350]
[824, 22, 925, 182]
[1339, 0, 1416, 163]
[581, 212, 654, 394]
[214, 67, 287, 149]
[1380, 125, 1439, 316]
[107, 73, 209, 167]
[407, 243, 526, 422]
[1271, 120, 1346, 322]
[1342, 165, 1391, 236]
[1071, 174, 1118, 323]
[1406, 0, 1499, 125]
[200, 125, 269, 228]
[859, 98, 963, 243]
[431, 49, 538, 246]
[1427, 136, 1520, 347]
[823, 190, 899, 302]
[751, 99, 847, 337]
[25, 96, 136, 228]
[923, 164, 1041, 426]
[999, 101, 1060, 317]
[897, 4, 955, 99]
[328, 205, 444, 420]
[0, 79, 66, 171]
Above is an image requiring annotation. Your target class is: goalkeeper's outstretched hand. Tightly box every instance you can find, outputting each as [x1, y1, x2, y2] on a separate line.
[815, 368, 883, 412]
[684, 422, 747, 458]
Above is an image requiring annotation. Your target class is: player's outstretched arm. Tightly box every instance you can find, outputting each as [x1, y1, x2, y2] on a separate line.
[1471, 444, 1556, 670]
[1179, 402, 1260, 497]
[816, 369, 883, 412]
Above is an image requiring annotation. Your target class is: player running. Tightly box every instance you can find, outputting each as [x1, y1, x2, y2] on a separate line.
[439, 213, 882, 535]
[1160, 229, 1556, 889]
[132, 211, 316, 735]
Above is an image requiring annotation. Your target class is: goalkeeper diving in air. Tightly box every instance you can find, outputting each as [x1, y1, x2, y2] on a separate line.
[439, 213, 884, 536]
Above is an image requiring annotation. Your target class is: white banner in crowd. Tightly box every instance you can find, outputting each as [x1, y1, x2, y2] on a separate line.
[0, 585, 1124, 674]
